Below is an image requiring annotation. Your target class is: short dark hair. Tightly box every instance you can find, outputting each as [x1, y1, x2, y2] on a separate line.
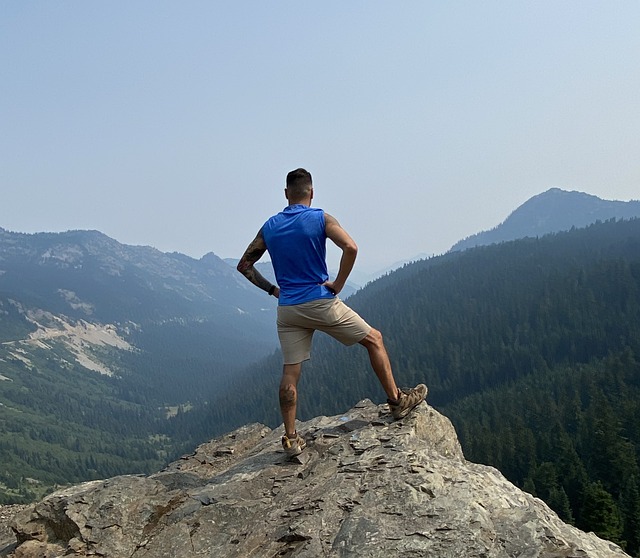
[286, 168, 312, 201]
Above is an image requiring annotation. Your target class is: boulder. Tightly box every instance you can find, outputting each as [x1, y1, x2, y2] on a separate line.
[6, 400, 629, 557]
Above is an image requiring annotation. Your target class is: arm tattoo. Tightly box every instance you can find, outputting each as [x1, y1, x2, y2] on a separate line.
[237, 231, 273, 293]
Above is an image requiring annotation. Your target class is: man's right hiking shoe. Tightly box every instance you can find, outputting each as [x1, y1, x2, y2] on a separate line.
[388, 384, 428, 420]
[281, 432, 307, 457]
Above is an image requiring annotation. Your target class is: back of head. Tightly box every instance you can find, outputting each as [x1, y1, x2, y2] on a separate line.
[286, 168, 313, 203]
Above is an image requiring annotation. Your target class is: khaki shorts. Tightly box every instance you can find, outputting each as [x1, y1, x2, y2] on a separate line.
[277, 297, 372, 364]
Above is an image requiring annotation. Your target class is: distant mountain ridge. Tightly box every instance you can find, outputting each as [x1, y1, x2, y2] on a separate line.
[0, 226, 279, 377]
[0, 225, 280, 395]
[0, 228, 273, 324]
[450, 188, 640, 252]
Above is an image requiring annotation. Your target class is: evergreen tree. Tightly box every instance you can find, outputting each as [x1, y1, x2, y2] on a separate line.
[580, 481, 624, 547]
[620, 476, 640, 556]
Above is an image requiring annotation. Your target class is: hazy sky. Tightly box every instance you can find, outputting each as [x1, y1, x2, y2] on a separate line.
[2, 2, 639, 274]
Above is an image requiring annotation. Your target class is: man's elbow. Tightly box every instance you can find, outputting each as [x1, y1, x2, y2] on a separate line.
[236, 260, 250, 276]
[345, 241, 358, 257]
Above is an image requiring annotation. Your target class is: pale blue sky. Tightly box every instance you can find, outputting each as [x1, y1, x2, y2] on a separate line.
[2, 2, 639, 274]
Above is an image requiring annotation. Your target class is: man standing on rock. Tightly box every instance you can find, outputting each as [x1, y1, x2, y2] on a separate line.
[237, 168, 427, 456]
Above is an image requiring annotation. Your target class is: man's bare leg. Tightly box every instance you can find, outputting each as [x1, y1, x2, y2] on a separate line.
[359, 328, 400, 401]
[280, 363, 302, 438]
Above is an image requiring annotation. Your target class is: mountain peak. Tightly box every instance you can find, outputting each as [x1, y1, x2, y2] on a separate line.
[450, 189, 640, 252]
[6, 401, 627, 557]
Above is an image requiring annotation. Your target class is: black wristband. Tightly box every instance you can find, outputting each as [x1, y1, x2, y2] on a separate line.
[268, 285, 276, 296]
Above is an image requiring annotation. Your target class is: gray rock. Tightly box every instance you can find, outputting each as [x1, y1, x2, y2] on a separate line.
[7, 400, 629, 557]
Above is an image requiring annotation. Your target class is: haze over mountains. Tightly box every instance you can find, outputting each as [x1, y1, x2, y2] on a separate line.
[0, 227, 278, 358]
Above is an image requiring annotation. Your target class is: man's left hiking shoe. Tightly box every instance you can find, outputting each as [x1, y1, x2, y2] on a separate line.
[281, 432, 306, 457]
[388, 384, 428, 420]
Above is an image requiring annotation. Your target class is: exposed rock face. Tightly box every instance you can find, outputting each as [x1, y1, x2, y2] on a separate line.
[5, 401, 629, 557]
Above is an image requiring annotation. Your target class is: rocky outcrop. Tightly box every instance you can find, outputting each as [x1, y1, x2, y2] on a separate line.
[5, 401, 629, 557]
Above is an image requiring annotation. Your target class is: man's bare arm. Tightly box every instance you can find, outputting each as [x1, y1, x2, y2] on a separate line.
[237, 230, 279, 297]
[323, 212, 358, 295]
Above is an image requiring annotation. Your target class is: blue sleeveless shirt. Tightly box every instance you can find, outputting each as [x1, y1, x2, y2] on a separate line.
[261, 205, 335, 306]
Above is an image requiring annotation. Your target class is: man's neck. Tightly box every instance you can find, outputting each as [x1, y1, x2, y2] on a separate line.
[288, 198, 312, 207]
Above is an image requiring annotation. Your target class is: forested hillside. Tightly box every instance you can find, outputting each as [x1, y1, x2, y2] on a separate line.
[196, 218, 640, 554]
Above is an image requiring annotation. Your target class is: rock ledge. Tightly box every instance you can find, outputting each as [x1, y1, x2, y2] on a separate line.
[4, 400, 629, 557]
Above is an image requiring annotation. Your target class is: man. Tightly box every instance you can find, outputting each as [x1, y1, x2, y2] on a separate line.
[237, 168, 427, 457]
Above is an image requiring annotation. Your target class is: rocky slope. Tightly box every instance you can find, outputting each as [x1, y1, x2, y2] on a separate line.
[1, 400, 629, 557]
[0, 227, 276, 353]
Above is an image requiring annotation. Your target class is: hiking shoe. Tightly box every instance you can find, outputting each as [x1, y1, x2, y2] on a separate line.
[388, 384, 428, 419]
[281, 432, 307, 457]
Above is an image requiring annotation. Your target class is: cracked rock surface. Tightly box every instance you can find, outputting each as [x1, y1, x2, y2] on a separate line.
[4, 400, 630, 557]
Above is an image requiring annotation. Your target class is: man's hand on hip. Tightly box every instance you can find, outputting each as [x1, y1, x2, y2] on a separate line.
[321, 280, 342, 295]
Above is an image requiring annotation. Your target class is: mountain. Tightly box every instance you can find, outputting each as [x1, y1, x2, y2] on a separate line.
[0, 227, 278, 385]
[0, 227, 275, 327]
[0, 227, 278, 502]
[450, 188, 640, 252]
[1, 401, 628, 557]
